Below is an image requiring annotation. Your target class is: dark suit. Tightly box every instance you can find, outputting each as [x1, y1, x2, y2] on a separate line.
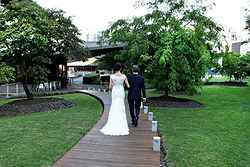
[127, 74, 146, 125]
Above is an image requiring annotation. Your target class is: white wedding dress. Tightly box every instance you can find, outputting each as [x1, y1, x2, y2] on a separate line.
[100, 74, 129, 136]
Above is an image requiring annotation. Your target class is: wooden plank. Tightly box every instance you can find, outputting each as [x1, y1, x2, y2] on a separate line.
[54, 91, 160, 167]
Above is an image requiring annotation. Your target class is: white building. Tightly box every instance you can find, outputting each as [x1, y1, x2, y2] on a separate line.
[241, 42, 250, 54]
[222, 27, 249, 54]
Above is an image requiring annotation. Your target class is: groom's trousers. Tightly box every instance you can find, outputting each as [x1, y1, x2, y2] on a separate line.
[128, 98, 141, 123]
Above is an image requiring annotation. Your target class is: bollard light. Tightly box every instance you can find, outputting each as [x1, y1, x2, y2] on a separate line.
[153, 136, 161, 152]
[148, 112, 153, 121]
[144, 106, 148, 114]
[140, 101, 143, 109]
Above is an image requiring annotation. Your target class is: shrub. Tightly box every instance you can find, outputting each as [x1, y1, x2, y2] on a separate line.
[82, 73, 100, 84]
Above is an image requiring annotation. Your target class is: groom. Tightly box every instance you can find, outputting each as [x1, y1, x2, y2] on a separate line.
[127, 65, 146, 127]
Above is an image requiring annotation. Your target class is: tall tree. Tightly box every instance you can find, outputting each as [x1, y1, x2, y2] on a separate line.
[0, 0, 84, 98]
[44, 9, 84, 87]
[0, 0, 48, 98]
[100, 0, 222, 95]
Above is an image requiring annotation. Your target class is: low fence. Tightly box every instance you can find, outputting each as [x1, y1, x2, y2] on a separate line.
[0, 83, 25, 98]
[69, 84, 109, 92]
[0, 82, 109, 98]
[0, 81, 61, 98]
[68, 76, 109, 91]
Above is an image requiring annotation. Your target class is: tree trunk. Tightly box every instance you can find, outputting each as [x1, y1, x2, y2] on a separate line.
[164, 89, 169, 97]
[22, 82, 33, 99]
[165, 65, 170, 97]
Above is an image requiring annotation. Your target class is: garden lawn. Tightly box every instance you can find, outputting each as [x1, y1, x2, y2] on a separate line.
[0, 93, 102, 167]
[151, 86, 250, 167]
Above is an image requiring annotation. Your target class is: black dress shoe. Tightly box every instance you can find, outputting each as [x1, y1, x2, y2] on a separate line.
[134, 121, 138, 127]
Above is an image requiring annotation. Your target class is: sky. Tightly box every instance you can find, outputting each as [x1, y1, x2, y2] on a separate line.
[208, 0, 249, 40]
[35, 0, 148, 40]
[35, 0, 249, 41]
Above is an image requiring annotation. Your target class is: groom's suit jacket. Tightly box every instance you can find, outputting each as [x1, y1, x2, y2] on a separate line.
[127, 74, 146, 100]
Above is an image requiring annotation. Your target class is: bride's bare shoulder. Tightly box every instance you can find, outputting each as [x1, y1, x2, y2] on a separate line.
[121, 74, 127, 78]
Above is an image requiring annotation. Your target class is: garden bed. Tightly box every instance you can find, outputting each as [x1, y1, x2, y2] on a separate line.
[204, 81, 248, 87]
[145, 95, 203, 108]
[0, 97, 74, 117]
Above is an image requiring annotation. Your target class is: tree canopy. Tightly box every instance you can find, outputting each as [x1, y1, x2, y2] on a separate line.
[0, 0, 84, 98]
[100, 0, 222, 95]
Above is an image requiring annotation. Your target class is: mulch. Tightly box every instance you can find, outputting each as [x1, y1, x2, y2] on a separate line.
[0, 97, 74, 117]
[145, 96, 203, 108]
[204, 81, 248, 87]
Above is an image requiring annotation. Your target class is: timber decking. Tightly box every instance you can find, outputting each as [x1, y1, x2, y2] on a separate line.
[54, 90, 160, 167]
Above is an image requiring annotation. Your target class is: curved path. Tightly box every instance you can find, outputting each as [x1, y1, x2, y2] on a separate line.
[54, 90, 160, 167]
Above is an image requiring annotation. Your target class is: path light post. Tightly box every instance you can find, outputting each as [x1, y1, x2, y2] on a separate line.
[152, 121, 158, 132]
[140, 101, 143, 109]
[6, 84, 9, 98]
[148, 112, 153, 121]
[144, 106, 148, 114]
[16, 84, 18, 96]
[153, 136, 161, 152]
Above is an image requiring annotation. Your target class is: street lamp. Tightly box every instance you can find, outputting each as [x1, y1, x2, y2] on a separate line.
[59, 64, 66, 72]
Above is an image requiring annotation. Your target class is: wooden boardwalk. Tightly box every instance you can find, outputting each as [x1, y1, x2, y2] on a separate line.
[54, 90, 160, 167]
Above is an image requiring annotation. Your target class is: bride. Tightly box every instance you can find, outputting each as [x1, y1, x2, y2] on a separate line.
[100, 63, 130, 136]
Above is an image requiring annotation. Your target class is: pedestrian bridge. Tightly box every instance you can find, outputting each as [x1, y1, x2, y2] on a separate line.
[85, 41, 124, 56]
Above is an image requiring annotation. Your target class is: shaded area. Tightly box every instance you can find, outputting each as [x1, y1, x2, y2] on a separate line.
[145, 96, 203, 108]
[0, 98, 74, 117]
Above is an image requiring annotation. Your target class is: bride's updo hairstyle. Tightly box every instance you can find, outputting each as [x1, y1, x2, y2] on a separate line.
[113, 63, 122, 73]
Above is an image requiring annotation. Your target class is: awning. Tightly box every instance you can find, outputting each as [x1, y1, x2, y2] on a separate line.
[67, 57, 98, 67]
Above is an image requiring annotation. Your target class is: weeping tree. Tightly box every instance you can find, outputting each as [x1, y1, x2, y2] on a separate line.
[100, 0, 222, 95]
[100, 16, 160, 73]
[97, 51, 121, 71]
[0, 0, 84, 98]
[152, 27, 211, 94]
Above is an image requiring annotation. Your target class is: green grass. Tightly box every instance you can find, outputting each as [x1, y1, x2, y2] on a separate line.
[151, 86, 250, 167]
[0, 98, 14, 106]
[0, 93, 102, 167]
[84, 72, 99, 77]
[146, 89, 164, 97]
[207, 75, 230, 82]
